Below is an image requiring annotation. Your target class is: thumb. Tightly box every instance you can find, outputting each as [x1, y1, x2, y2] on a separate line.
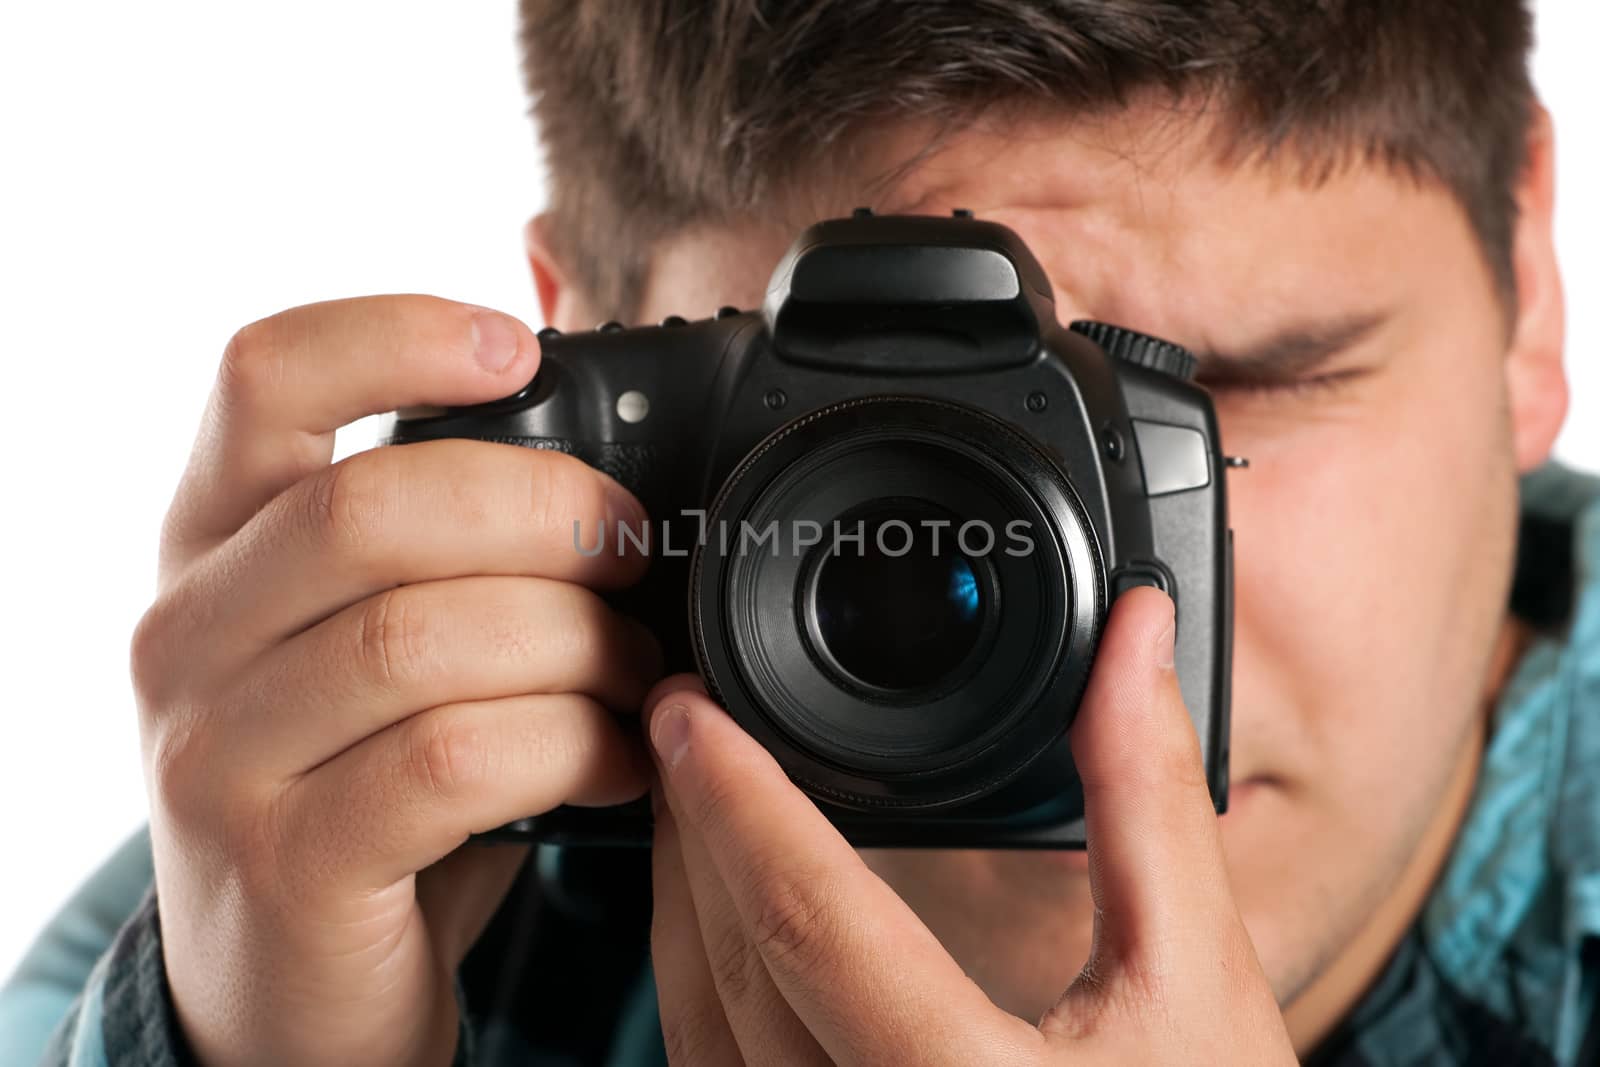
[1054, 585, 1248, 995]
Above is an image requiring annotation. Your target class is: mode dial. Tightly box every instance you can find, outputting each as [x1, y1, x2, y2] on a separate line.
[1070, 321, 1198, 381]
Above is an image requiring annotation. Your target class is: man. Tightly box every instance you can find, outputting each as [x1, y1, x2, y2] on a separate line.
[3, 1, 1592, 1063]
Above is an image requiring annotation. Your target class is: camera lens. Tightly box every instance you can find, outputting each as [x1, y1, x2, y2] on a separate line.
[693, 397, 1103, 812]
[809, 508, 987, 692]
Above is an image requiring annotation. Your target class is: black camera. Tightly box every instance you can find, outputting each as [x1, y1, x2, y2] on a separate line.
[383, 211, 1233, 848]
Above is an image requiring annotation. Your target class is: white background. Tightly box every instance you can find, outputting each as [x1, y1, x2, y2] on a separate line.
[0, 2, 1595, 981]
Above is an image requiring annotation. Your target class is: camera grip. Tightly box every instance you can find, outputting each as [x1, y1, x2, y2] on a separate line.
[1114, 367, 1233, 811]
[428, 434, 664, 512]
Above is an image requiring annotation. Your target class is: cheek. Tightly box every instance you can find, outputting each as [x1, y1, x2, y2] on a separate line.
[1214, 340, 1520, 990]
[1219, 346, 1519, 853]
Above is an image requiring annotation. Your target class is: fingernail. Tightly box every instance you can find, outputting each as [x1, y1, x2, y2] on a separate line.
[1154, 616, 1176, 673]
[471, 309, 523, 373]
[651, 703, 691, 771]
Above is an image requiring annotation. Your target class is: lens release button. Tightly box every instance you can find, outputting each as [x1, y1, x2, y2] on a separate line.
[1111, 562, 1172, 599]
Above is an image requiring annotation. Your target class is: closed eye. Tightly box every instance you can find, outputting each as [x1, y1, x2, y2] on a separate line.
[1197, 366, 1375, 398]
[1189, 311, 1391, 399]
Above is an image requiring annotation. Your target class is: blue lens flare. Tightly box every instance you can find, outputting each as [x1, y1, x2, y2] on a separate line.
[811, 518, 988, 692]
[949, 558, 980, 621]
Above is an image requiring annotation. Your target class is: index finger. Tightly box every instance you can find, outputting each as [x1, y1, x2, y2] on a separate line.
[162, 295, 541, 570]
[644, 678, 1044, 1067]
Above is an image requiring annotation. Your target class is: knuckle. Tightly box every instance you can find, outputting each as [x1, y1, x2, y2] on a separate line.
[748, 875, 830, 976]
[308, 453, 396, 554]
[129, 594, 182, 709]
[704, 918, 763, 1005]
[145, 723, 192, 812]
[146, 716, 216, 829]
[209, 781, 293, 903]
[406, 707, 488, 802]
[356, 587, 433, 690]
[217, 316, 290, 411]
[142, 706, 290, 906]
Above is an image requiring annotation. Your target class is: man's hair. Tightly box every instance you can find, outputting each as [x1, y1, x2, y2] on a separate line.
[518, 1, 1535, 322]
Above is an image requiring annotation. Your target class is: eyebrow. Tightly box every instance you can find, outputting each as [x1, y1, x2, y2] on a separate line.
[1191, 311, 1392, 385]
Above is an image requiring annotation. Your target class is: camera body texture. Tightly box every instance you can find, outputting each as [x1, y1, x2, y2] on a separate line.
[384, 212, 1233, 848]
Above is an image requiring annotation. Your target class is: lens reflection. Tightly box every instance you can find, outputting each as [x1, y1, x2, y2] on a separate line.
[812, 515, 986, 692]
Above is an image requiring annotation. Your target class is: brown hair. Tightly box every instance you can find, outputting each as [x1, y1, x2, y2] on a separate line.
[518, 1, 1535, 321]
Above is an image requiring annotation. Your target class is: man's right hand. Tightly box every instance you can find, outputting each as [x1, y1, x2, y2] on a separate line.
[129, 296, 663, 1067]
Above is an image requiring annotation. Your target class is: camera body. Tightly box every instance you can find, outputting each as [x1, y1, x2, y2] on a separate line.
[384, 212, 1233, 848]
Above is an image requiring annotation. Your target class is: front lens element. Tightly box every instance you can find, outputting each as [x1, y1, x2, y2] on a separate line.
[811, 510, 986, 692]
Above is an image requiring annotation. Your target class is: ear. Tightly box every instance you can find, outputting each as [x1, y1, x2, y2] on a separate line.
[524, 213, 598, 331]
[1505, 104, 1569, 473]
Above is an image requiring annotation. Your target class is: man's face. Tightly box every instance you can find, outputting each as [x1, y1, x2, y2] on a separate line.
[600, 105, 1564, 1036]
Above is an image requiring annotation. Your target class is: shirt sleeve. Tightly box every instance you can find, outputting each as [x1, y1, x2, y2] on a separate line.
[0, 828, 164, 1065]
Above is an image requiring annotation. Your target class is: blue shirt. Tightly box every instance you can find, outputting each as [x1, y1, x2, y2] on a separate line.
[7, 462, 1600, 1066]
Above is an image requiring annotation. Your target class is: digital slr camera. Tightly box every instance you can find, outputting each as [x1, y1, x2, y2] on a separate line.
[384, 211, 1233, 849]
